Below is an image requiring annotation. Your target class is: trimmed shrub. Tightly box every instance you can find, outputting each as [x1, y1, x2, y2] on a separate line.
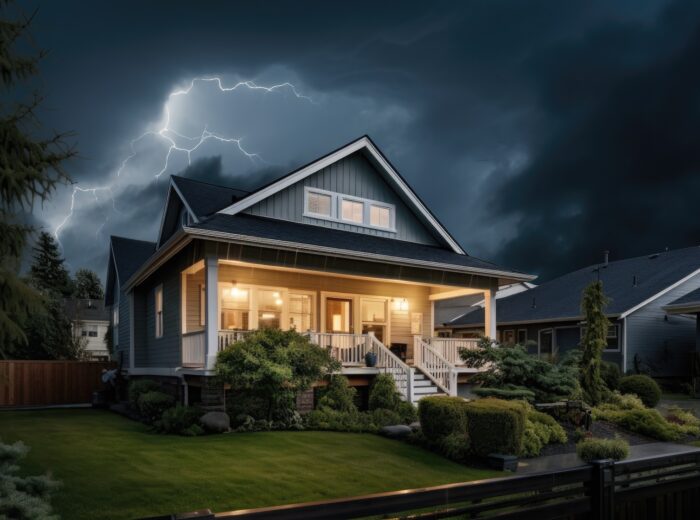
[576, 437, 629, 462]
[464, 398, 526, 456]
[418, 396, 468, 440]
[154, 404, 203, 436]
[600, 362, 621, 391]
[473, 386, 536, 401]
[318, 376, 358, 413]
[529, 409, 567, 444]
[397, 400, 418, 424]
[128, 379, 160, 408]
[137, 391, 175, 422]
[437, 432, 470, 462]
[303, 409, 378, 433]
[368, 374, 401, 411]
[371, 408, 403, 428]
[619, 374, 661, 408]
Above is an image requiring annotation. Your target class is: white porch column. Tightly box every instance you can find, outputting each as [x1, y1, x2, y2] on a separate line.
[205, 256, 219, 369]
[484, 289, 497, 340]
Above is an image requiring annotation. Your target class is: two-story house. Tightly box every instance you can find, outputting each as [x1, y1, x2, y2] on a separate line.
[104, 136, 534, 406]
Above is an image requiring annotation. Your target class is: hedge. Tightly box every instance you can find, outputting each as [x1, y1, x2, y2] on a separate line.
[619, 375, 661, 408]
[418, 396, 468, 440]
[464, 398, 526, 456]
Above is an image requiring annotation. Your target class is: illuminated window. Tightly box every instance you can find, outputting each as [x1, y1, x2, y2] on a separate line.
[361, 298, 387, 343]
[221, 286, 250, 330]
[341, 199, 363, 223]
[258, 290, 283, 329]
[370, 205, 391, 228]
[306, 191, 332, 217]
[155, 285, 163, 338]
[289, 293, 312, 331]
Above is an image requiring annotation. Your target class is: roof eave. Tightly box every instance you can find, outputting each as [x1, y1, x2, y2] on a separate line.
[123, 229, 191, 291]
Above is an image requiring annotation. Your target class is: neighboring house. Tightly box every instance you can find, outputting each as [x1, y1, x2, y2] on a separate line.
[63, 299, 111, 360]
[440, 249, 700, 378]
[104, 136, 534, 405]
[434, 282, 535, 328]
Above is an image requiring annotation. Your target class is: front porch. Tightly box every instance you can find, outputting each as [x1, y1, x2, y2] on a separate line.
[178, 256, 497, 401]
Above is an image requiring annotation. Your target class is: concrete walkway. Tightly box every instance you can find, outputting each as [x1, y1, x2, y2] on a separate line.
[516, 442, 700, 474]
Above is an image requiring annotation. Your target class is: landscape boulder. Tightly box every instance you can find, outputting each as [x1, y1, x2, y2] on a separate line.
[380, 424, 412, 439]
[200, 411, 231, 433]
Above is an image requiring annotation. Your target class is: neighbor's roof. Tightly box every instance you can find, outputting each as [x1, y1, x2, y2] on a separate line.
[447, 247, 700, 327]
[185, 213, 532, 279]
[171, 175, 250, 220]
[110, 236, 156, 283]
[664, 286, 700, 314]
[63, 298, 110, 322]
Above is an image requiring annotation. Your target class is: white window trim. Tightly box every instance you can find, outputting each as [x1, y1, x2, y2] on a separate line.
[155, 284, 164, 338]
[303, 186, 396, 233]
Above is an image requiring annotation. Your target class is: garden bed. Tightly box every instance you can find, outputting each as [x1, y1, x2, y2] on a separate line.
[539, 420, 655, 457]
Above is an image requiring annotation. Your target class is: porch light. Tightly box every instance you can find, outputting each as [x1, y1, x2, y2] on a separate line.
[275, 298, 283, 306]
[393, 298, 409, 311]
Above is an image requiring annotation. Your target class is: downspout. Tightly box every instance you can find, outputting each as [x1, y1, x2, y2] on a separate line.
[177, 373, 189, 406]
[622, 317, 627, 374]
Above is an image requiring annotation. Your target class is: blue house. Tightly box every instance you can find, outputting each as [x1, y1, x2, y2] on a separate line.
[440, 249, 700, 378]
[104, 136, 534, 405]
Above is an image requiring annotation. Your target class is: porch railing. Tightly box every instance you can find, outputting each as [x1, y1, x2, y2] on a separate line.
[426, 337, 479, 365]
[370, 334, 413, 402]
[414, 337, 456, 396]
[307, 332, 370, 366]
[182, 331, 206, 366]
[218, 330, 252, 351]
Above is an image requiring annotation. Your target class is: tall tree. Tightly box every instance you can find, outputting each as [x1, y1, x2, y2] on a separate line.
[0, 3, 75, 357]
[579, 280, 610, 405]
[29, 231, 72, 296]
[73, 268, 104, 299]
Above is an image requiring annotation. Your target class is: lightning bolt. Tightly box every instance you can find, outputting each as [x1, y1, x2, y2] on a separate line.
[54, 76, 312, 243]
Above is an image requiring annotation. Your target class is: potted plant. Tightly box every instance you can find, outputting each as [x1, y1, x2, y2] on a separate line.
[365, 351, 377, 367]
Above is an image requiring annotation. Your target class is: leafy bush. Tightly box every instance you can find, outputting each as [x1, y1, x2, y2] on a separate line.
[600, 361, 621, 391]
[418, 396, 468, 440]
[154, 404, 204, 436]
[368, 374, 401, 411]
[318, 375, 357, 413]
[216, 328, 339, 421]
[473, 385, 536, 401]
[0, 440, 60, 520]
[397, 400, 418, 424]
[576, 437, 629, 462]
[619, 375, 661, 408]
[461, 343, 580, 403]
[509, 403, 566, 457]
[666, 406, 700, 436]
[303, 409, 378, 433]
[464, 398, 526, 456]
[436, 432, 470, 462]
[370, 408, 403, 427]
[128, 379, 160, 409]
[137, 391, 175, 422]
[593, 406, 680, 441]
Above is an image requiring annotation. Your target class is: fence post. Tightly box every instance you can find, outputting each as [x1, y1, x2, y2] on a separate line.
[590, 459, 615, 520]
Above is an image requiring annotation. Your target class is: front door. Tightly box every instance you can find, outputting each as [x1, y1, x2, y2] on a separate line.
[326, 298, 353, 333]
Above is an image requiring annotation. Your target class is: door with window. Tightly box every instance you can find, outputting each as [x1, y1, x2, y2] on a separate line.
[361, 297, 388, 343]
[326, 298, 353, 333]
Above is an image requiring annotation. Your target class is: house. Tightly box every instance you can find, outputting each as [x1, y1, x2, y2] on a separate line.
[104, 136, 534, 406]
[440, 249, 700, 378]
[63, 298, 111, 360]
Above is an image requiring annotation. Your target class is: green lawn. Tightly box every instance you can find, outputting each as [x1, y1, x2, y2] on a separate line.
[0, 409, 499, 519]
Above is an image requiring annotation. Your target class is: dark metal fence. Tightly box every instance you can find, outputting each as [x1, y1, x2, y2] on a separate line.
[144, 447, 700, 520]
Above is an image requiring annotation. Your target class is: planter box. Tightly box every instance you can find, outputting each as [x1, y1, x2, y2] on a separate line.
[487, 453, 518, 472]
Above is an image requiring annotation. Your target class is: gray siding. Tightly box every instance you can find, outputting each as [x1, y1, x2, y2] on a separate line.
[244, 151, 440, 245]
[116, 287, 130, 368]
[625, 273, 700, 377]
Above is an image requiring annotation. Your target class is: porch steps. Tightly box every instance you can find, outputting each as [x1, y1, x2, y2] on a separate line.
[410, 370, 447, 404]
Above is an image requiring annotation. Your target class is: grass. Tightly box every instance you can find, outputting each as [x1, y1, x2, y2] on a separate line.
[0, 409, 500, 519]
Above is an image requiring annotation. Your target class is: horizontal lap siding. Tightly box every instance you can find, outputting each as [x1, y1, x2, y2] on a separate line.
[625, 274, 700, 377]
[117, 288, 130, 367]
[185, 270, 205, 333]
[244, 152, 439, 246]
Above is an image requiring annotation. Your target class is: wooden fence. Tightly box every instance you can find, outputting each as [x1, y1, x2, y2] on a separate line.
[0, 360, 116, 407]
[144, 447, 700, 520]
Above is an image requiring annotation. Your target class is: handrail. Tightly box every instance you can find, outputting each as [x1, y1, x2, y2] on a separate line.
[217, 330, 252, 351]
[415, 337, 456, 396]
[369, 334, 413, 402]
[427, 337, 479, 365]
[306, 332, 371, 366]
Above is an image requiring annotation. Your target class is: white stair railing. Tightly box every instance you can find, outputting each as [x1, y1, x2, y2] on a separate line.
[427, 337, 479, 365]
[369, 334, 414, 402]
[415, 337, 457, 396]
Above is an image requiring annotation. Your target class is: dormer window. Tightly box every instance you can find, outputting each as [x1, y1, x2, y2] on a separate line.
[304, 187, 395, 232]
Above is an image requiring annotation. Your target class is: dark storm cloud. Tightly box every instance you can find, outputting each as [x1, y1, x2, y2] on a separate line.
[23, 0, 700, 282]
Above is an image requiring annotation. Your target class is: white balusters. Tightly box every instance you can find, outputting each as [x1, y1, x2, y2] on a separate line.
[416, 338, 456, 396]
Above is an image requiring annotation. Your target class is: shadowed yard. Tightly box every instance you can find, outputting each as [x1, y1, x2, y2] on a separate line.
[0, 409, 500, 519]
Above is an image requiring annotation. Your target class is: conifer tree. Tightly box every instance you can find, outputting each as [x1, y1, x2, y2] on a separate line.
[0, 3, 75, 357]
[579, 280, 610, 405]
[29, 232, 72, 297]
[73, 268, 104, 300]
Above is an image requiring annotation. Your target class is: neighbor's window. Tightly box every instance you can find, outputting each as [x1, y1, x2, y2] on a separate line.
[81, 325, 98, 338]
[517, 329, 527, 345]
[341, 198, 364, 224]
[155, 284, 164, 338]
[605, 325, 619, 351]
[306, 190, 332, 217]
[370, 204, 391, 228]
[503, 329, 515, 345]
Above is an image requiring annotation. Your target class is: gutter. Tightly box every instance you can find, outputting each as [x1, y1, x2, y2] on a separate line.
[444, 313, 622, 329]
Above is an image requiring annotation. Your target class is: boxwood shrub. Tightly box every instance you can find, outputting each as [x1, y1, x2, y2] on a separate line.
[619, 375, 661, 408]
[464, 398, 526, 456]
[576, 437, 629, 462]
[137, 391, 175, 422]
[418, 396, 468, 440]
[128, 379, 160, 408]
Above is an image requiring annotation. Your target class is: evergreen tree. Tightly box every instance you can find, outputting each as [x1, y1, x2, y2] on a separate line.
[579, 280, 610, 405]
[0, 3, 75, 357]
[29, 232, 72, 297]
[73, 268, 104, 299]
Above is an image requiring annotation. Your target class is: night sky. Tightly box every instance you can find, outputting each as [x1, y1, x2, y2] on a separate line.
[21, 0, 700, 282]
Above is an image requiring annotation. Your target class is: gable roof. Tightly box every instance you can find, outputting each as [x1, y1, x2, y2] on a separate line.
[63, 298, 110, 322]
[446, 246, 700, 327]
[186, 213, 532, 280]
[664, 287, 700, 314]
[171, 175, 250, 220]
[216, 135, 466, 254]
[105, 236, 156, 304]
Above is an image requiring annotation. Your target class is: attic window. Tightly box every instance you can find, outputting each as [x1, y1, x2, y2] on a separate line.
[304, 187, 395, 232]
